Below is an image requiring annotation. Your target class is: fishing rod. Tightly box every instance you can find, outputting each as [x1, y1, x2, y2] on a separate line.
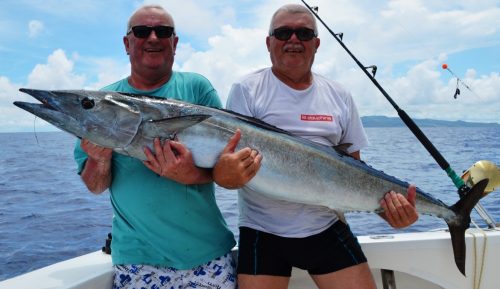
[301, 1, 465, 190]
[301, 0, 499, 227]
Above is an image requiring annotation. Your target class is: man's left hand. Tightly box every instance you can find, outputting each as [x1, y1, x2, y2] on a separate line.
[379, 185, 418, 229]
[143, 138, 210, 185]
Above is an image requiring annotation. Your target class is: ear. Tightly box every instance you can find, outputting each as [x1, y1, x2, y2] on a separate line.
[266, 36, 271, 52]
[315, 37, 320, 52]
[173, 35, 179, 53]
[123, 36, 130, 55]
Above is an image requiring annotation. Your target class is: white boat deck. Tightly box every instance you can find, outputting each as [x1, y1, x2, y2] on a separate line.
[1, 228, 499, 289]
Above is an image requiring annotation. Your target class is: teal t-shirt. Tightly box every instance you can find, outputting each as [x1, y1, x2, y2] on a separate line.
[74, 72, 235, 269]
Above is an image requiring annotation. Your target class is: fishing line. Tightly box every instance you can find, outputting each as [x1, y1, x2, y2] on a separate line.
[33, 116, 40, 146]
[382, 5, 479, 101]
[442, 63, 480, 99]
[301, 0, 469, 195]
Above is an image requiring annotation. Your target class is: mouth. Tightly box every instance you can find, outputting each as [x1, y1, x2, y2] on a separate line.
[144, 47, 163, 53]
[284, 45, 304, 53]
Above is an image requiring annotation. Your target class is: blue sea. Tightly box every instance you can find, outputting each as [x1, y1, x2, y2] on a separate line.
[1, 127, 499, 281]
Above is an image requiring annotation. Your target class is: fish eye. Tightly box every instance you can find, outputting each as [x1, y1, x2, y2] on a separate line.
[81, 97, 95, 110]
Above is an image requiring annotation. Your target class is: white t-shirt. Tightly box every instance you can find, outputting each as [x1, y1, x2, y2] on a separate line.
[227, 67, 369, 237]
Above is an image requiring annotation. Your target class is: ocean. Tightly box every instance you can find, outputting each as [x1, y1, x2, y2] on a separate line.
[1, 127, 499, 281]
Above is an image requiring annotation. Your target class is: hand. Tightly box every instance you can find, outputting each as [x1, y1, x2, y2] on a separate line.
[379, 185, 418, 229]
[213, 129, 262, 189]
[80, 139, 113, 193]
[143, 138, 210, 184]
[80, 139, 113, 163]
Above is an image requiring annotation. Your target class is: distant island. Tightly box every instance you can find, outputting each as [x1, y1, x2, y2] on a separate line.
[1, 115, 499, 133]
[361, 116, 500, 128]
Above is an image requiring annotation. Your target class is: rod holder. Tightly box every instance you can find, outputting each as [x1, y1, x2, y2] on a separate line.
[365, 65, 377, 77]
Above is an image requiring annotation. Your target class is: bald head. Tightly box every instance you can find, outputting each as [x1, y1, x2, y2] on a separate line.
[127, 5, 175, 33]
[268, 4, 318, 36]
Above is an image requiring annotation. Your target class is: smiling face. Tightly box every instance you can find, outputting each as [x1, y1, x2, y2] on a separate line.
[266, 10, 320, 77]
[124, 6, 178, 87]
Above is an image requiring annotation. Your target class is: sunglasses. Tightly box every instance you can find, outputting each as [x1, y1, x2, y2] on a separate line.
[127, 25, 175, 39]
[270, 27, 317, 41]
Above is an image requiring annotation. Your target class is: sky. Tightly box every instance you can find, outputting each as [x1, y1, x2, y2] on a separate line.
[0, 0, 499, 132]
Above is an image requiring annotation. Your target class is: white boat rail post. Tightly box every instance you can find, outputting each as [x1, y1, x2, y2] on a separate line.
[474, 203, 497, 228]
[381, 269, 396, 289]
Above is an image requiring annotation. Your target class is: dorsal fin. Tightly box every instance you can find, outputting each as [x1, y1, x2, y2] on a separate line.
[219, 108, 294, 136]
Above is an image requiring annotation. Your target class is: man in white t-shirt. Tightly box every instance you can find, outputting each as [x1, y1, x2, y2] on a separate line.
[213, 4, 419, 289]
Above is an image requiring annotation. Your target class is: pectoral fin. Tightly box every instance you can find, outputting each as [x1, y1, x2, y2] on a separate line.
[142, 114, 211, 138]
[333, 143, 353, 156]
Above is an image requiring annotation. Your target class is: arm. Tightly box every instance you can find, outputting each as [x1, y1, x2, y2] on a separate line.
[80, 139, 113, 194]
[143, 138, 213, 185]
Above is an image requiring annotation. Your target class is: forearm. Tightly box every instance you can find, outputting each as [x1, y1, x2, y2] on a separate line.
[80, 158, 112, 194]
[183, 167, 213, 185]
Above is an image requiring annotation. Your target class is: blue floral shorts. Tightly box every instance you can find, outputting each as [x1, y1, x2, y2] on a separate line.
[113, 252, 237, 289]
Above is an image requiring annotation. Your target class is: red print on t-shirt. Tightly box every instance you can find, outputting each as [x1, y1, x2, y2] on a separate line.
[300, 114, 333, 122]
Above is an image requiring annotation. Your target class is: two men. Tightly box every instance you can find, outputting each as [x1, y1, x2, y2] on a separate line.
[75, 3, 418, 289]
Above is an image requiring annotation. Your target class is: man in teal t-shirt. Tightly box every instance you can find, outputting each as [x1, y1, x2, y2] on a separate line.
[74, 5, 243, 289]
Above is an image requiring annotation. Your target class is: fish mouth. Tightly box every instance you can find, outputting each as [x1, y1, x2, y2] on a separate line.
[14, 88, 74, 129]
[13, 101, 57, 116]
[15, 88, 59, 112]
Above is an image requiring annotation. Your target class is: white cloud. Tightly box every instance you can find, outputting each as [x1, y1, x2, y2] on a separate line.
[0, 75, 57, 132]
[168, 0, 500, 124]
[143, 0, 239, 42]
[178, 25, 269, 104]
[1, 0, 499, 132]
[78, 56, 130, 90]
[0, 76, 20, 106]
[28, 20, 44, 38]
[352, 60, 500, 123]
[27, 49, 86, 89]
[86, 60, 130, 90]
[0, 49, 90, 132]
[0, 49, 131, 132]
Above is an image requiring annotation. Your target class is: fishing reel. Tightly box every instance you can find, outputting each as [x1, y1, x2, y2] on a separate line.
[461, 160, 500, 194]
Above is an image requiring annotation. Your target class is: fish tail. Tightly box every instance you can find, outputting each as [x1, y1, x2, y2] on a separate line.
[446, 178, 489, 276]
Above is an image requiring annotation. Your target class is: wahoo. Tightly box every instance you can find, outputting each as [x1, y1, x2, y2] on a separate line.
[14, 88, 489, 275]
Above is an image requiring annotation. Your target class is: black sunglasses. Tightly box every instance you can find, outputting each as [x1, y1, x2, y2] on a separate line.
[270, 27, 317, 41]
[127, 25, 175, 39]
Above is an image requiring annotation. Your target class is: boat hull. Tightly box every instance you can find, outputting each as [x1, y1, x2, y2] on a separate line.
[1, 228, 498, 289]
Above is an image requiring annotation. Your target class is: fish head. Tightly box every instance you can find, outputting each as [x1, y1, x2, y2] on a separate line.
[14, 89, 141, 148]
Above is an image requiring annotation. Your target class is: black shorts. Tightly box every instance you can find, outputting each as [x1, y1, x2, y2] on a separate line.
[237, 221, 367, 276]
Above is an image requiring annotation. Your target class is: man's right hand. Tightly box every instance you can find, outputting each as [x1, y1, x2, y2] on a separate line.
[213, 129, 262, 189]
[81, 139, 113, 163]
[80, 139, 113, 194]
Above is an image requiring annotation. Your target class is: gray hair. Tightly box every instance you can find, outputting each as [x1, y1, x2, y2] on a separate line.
[126, 4, 175, 33]
[268, 4, 318, 36]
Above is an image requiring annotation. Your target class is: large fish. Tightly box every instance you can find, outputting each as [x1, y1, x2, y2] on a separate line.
[14, 88, 488, 275]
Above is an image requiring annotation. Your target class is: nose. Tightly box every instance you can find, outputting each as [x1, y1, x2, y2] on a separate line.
[288, 31, 300, 42]
[147, 30, 159, 41]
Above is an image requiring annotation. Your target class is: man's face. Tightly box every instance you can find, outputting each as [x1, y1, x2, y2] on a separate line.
[124, 8, 178, 76]
[266, 11, 320, 72]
